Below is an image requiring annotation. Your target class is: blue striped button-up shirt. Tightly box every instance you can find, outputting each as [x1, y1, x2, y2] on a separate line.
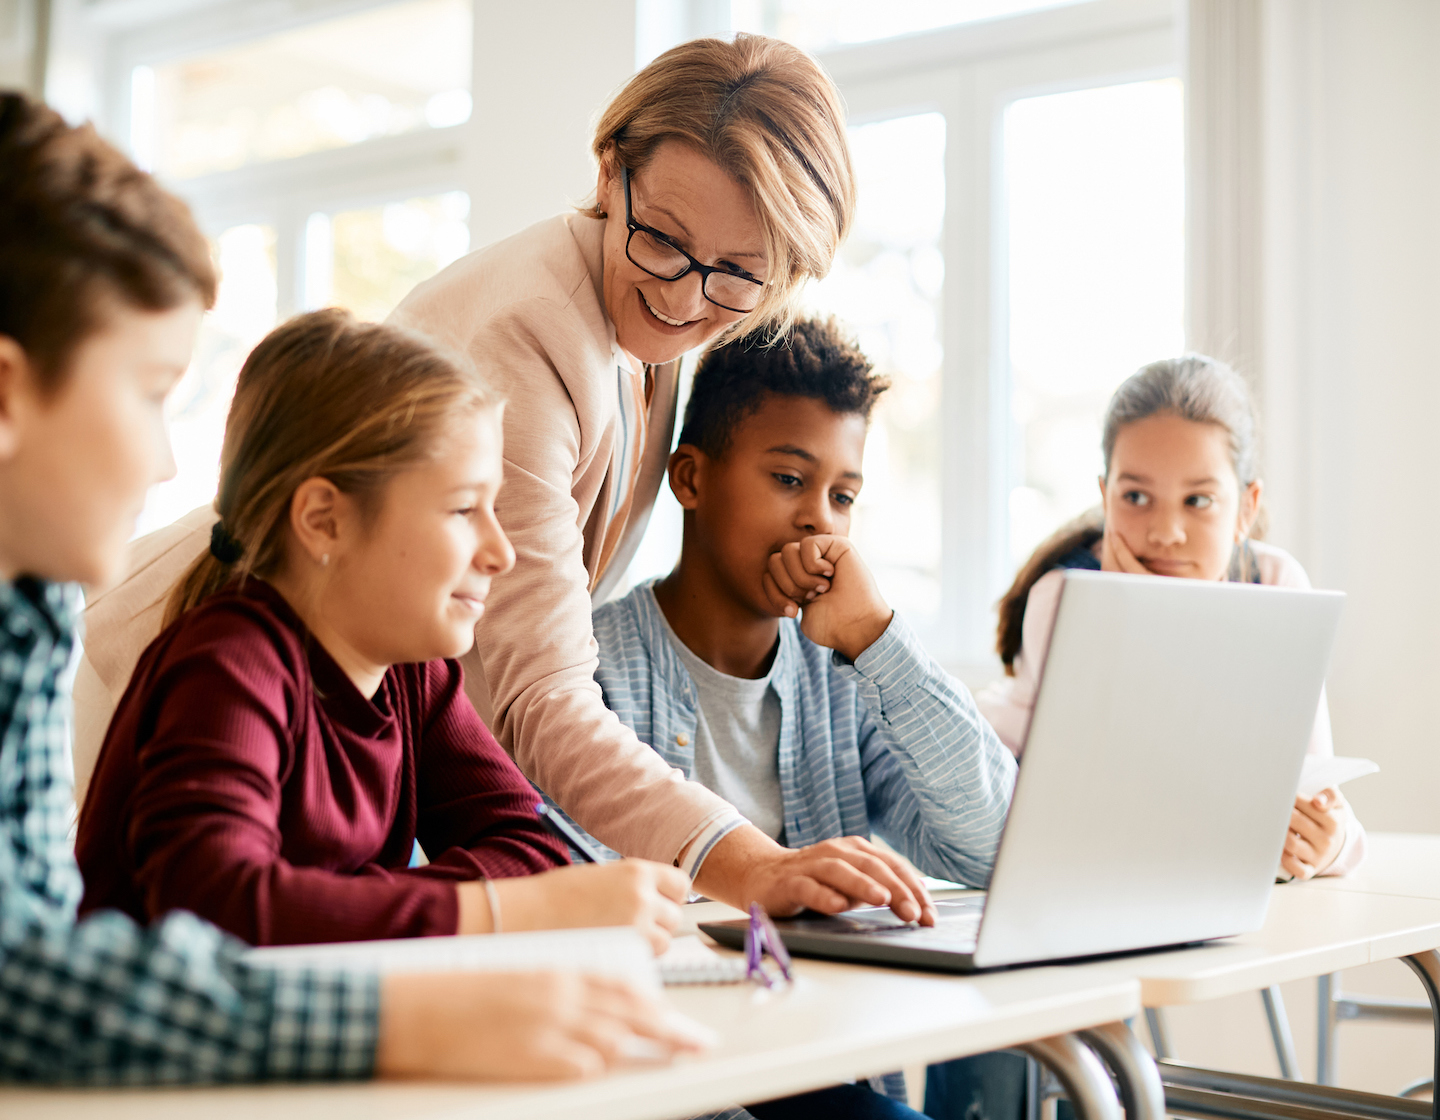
[0, 576, 379, 1084]
[591, 581, 1017, 888]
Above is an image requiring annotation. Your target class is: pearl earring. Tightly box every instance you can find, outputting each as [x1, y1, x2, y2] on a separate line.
[321, 553, 330, 567]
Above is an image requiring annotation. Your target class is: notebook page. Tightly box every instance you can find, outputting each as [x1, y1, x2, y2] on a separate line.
[245, 927, 662, 995]
[1297, 755, 1380, 799]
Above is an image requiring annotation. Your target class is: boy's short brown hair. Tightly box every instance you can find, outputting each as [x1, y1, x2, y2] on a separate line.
[0, 92, 217, 392]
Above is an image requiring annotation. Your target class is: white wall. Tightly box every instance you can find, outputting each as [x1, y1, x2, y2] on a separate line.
[1261, 0, 1440, 838]
[1169, 0, 1440, 1089]
[466, 0, 636, 250]
[0, 0, 44, 93]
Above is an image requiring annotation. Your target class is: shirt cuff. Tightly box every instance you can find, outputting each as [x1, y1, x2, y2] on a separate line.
[677, 812, 748, 880]
[262, 967, 381, 1081]
[833, 612, 927, 696]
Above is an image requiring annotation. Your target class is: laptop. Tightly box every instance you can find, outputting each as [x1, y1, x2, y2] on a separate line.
[701, 569, 1345, 972]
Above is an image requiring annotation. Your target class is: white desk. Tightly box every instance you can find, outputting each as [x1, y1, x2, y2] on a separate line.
[1303, 832, 1440, 903]
[920, 841, 1440, 1120]
[0, 906, 1138, 1120]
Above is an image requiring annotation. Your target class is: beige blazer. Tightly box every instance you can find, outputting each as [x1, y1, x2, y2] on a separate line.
[75, 213, 741, 867]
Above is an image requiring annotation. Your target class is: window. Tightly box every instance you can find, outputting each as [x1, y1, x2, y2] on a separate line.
[1003, 78, 1184, 568]
[733, 0, 1097, 51]
[725, 0, 1182, 670]
[803, 113, 947, 632]
[115, 0, 476, 537]
[131, 0, 472, 178]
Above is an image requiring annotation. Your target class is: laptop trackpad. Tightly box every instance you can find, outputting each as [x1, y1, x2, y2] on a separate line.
[776, 896, 985, 935]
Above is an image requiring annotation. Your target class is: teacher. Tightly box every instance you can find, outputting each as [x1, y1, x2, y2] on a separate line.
[76, 34, 934, 922]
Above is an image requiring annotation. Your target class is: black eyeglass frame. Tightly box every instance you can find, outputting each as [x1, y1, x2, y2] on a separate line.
[621, 165, 765, 315]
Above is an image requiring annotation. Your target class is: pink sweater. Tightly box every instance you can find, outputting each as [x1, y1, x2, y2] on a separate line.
[74, 214, 744, 871]
[975, 540, 1365, 875]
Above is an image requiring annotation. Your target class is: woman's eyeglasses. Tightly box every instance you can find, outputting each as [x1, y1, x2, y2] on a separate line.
[621, 166, 765, 315]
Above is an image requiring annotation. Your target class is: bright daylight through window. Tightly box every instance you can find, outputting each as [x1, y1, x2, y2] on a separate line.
[130, 0, 472, 178]
[1003, 77, 1184, 570]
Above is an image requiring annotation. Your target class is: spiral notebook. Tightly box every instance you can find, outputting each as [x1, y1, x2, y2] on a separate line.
[657, 935, 748, 986]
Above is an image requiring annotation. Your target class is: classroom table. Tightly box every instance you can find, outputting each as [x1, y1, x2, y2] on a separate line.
[915, 841, 1440, 1120]
[1304, 832, 1440, 904]
[0, 917, 1138, 1120]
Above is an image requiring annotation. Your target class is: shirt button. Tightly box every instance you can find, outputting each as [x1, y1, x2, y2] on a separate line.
[676, 733, 690, 747]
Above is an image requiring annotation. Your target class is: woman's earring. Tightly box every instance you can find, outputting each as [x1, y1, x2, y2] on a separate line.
[321, 553, 330, 568]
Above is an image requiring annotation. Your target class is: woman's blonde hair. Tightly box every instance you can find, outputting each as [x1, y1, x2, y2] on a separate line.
[165, 308, 497, 627]
[591, 33, 855, 335]
[995, 354, 1263, 672]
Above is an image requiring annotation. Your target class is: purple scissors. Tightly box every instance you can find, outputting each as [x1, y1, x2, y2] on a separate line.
[745, 903, 795, 989]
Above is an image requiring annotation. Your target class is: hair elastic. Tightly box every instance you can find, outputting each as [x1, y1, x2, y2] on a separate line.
[209, 520, 244, 564]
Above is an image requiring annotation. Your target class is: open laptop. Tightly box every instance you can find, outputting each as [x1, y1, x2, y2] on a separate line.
[701, 569, 1345, 972]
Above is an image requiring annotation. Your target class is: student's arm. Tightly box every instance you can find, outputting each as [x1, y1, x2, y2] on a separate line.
[0, 593, 380, 1082]
[844, 615, 1018, 887]
[122, 611, 462, 944]
[409, 659, 571, 879]
[763, 536, 1017, 885]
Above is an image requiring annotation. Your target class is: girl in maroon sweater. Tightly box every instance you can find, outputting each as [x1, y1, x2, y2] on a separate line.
[78, 309, 688, 949]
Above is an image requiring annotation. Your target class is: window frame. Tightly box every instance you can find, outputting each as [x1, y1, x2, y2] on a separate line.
[812, 0, 1179, 674]
[99, 0, 474, 317]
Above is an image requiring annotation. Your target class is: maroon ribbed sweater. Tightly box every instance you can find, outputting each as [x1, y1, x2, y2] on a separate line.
[77, 579, 569, 944]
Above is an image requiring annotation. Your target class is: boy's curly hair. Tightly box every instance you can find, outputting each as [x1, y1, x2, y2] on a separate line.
[0, 92, 217, 392]
[678, 316, 889, 456]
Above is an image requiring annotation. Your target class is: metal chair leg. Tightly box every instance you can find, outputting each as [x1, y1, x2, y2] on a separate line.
[1145, 1007, 1173, 1060]
[1317, 972, 1338, 1086]
[1400, 951, 1440, 1120]
[1018, 1034, 1124, 1120]
[1262, 985, 1300, 1080]
[1398, 1079, 1435, 1101]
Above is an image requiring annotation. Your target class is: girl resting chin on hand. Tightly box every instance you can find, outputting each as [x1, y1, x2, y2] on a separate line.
[979, 355, 1364, 882]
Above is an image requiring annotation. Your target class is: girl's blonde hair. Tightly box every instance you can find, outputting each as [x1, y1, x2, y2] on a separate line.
[591, 33, 855, 336]
[165, 308, 497, 627]
[995, 354, 1262, 672]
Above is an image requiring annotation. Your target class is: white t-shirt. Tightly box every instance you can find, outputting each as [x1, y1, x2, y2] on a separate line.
[659, 616, 787, 843]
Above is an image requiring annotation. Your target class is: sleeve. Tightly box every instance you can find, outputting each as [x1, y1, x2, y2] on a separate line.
[0, 617, 379, 1085]
[460, 307, 742, 866]
[835, 614, 1018, 887]
[409, 660, 571, 879]
[0, 902, 379, 1084]
[124, 610, 459, 944]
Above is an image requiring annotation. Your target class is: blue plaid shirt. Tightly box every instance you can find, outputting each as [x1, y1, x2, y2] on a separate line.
[591, 581, 1017, 887]
[0, 576, 379, 1084]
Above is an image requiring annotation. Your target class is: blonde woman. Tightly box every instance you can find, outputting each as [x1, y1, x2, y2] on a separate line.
[78, 36, 932, 936]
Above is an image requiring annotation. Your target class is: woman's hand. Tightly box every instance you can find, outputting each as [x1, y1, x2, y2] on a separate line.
[375, 971, 706, 1080]
[1100, 522, 1149, 574]
[762, 535, 893, 662]
[695, 827, 937, 926]
[466, 860, 690, 953]
[1280, 787, 1348, 880]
